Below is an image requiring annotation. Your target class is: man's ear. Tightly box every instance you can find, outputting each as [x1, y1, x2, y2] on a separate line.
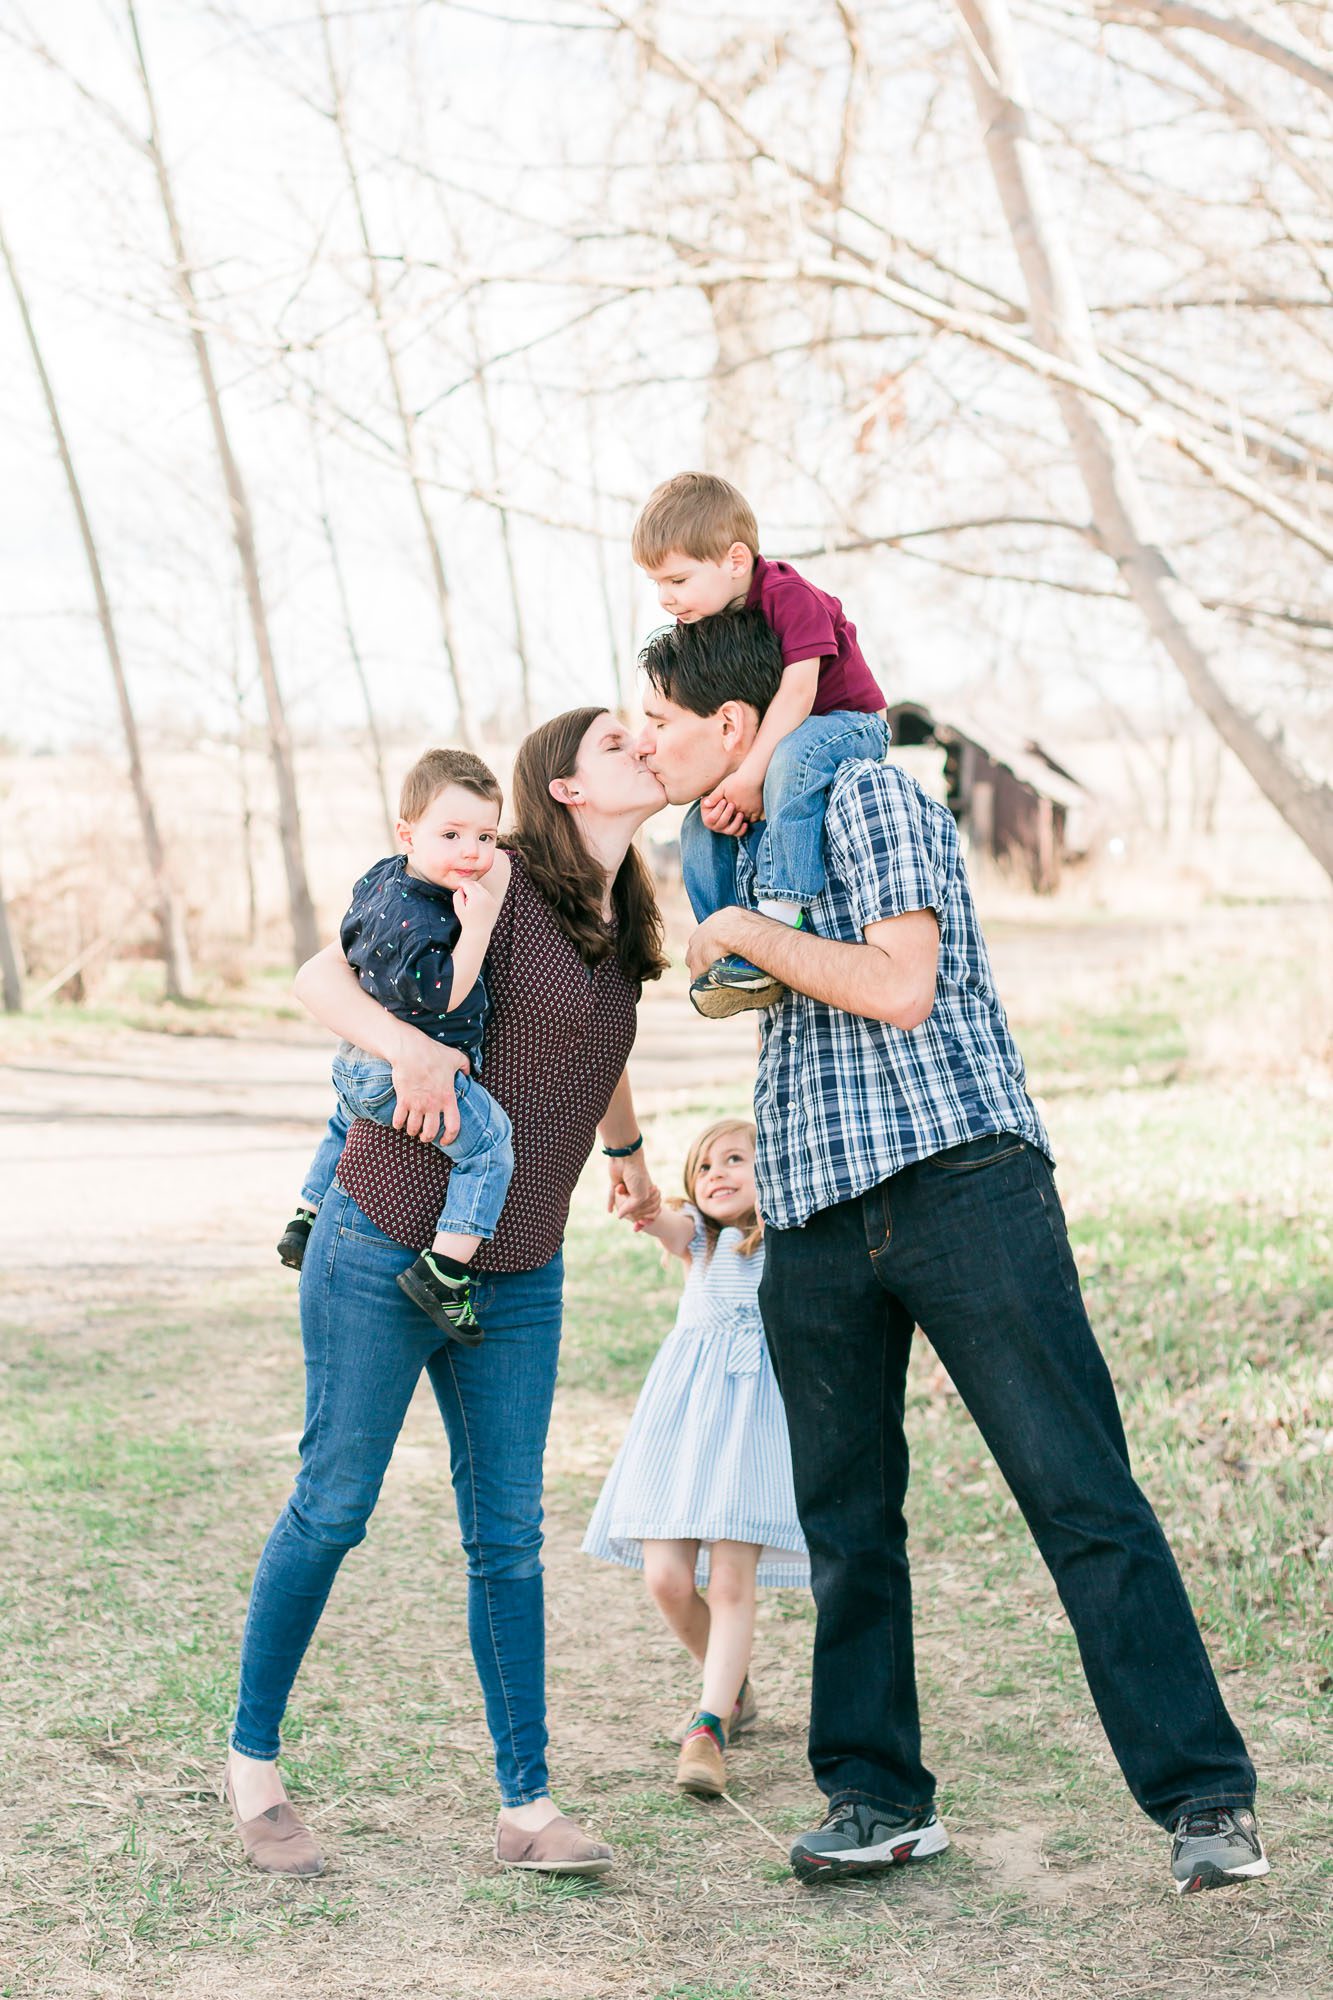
[548, 777, 580, 806]
[718, 699, 756, 753]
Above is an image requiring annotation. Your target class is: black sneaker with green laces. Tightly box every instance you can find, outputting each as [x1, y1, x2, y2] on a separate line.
[1170, 1807, 1269, 1894]
[789, 1799, 949, 1884]
[277, 1207, 316, 1270]
[396, 1253, 485, 1345]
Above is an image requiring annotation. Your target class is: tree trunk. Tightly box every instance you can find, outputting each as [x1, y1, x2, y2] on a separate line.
[127, 1, 319, 964]
[310, 417, 395, 844]
[0, 209, 193, 1000]
[316, 1, 474, 745]
[953, 0, 1333, 882]
[0, 846, 24, 1013]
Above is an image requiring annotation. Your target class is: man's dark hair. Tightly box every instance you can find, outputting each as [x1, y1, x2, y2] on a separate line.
[638, 608, 784, 720]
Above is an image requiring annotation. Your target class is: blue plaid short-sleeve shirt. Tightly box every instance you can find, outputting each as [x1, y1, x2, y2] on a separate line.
[737, 760, 1052, 1230]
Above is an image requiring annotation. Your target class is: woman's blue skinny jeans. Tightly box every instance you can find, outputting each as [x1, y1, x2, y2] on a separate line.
[231, 1186, 563, 1806]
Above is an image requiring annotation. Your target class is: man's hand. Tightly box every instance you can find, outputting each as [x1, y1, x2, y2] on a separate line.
[685, 909, 744, 981]
[608, 1148, 661, 1226]
[390, 1037, 470, 1144]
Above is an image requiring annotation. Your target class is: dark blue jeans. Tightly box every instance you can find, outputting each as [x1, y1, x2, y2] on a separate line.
[232, 1188, 563, 1804]
[759, 1133, 1256, 1830]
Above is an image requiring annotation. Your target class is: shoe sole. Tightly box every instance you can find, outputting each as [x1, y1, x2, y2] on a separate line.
[496, 1853, 613, 1876]
[689, 980, 785, 1020]
[791, 1819, 950, 1885]
[277, 1247, 305, 1270]
[395, 1268, 485, 1345]
[1174, 1856, 1270, 1895]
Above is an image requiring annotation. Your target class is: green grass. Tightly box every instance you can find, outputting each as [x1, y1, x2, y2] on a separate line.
[1, 916, 1331, 1997]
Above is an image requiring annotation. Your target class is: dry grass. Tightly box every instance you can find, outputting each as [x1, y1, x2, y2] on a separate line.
[1, 898, 1330, 1999]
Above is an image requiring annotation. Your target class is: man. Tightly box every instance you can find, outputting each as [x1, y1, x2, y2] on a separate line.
[638, 610, 1266, 1897]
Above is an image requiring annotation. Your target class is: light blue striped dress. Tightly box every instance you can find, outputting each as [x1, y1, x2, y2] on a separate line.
[581, 1209, 809, 1589]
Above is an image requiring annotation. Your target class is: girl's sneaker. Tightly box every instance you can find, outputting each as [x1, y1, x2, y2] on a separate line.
[276, 1207, 316, 1270]
[676, 1712, 727, 1797]
[396, 1254, 484, 1345]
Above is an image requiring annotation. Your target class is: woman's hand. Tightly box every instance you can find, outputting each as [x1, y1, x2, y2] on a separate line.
[390, 1036, 470, 1144]
[608, 1148, 661, 1227]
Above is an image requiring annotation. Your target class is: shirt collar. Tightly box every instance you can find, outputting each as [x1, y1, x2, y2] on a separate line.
[743, 554, 769, 610]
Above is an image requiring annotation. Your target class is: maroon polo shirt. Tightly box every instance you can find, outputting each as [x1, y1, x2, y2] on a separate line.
[336, 852, 639, 1272]
[746, 554, 885, 714]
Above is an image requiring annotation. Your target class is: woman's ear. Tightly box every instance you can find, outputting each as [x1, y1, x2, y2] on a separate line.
[548, 777, 580, 807]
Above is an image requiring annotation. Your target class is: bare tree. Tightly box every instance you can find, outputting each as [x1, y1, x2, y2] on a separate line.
[309, 413, 395, 845]
[0, 840, 23, 1014]
[951, 0, 1333, 878]
[126, 0, 319, 963]
[1, 208, 193, 999]
[315, 0, 474, 744]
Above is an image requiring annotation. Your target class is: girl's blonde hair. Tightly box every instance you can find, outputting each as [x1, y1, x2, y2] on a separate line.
[678, 1118, 763, 1261]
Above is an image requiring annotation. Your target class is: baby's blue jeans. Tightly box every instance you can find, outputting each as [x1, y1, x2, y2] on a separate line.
[680, 710, 891, 921]
[300, 1046, 513, 1242]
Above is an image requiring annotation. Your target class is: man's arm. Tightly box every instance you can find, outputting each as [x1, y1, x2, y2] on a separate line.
[293, 943, 468, 1143]
[685, 905, 939, 1030]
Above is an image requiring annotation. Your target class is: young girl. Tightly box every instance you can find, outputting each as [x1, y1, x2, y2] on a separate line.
[581, 1119, 808, 1797]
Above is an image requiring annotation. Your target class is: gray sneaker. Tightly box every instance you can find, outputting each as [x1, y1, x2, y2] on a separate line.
[1170, 1807, 1269, 1894]
[790, 1798, 949, 1884]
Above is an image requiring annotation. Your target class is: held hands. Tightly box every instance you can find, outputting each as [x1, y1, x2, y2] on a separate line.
[701, 761, 765, 836]
[390, 1038, 469, 1145]
[607, 1150, 661, 1230]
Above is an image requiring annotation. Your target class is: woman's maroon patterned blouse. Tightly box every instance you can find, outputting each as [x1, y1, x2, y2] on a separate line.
[336, 852, 639, 1272]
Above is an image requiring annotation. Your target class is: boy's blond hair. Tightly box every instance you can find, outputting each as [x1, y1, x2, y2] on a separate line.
[399, 747, 502, 823]
[631, 472, 760, 569]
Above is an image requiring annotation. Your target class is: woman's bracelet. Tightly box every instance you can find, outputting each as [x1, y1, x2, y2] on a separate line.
[601, 1133, 644, 1158]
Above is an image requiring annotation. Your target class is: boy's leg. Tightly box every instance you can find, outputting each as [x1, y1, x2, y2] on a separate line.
[298, 1102, 351, 1212]
[679, 799, 740, 924]
[432, 1076, 515, 1252]
[279, 1098, 352, 1267]
[755, 713, 891, 908]
[885, 1135, 1256, 1830]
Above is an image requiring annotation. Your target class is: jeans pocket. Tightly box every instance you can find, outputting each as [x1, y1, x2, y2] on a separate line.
[925, 1132, 1027, 1174]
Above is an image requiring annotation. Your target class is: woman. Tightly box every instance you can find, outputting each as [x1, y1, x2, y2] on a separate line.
[224, 708, 668, 1877]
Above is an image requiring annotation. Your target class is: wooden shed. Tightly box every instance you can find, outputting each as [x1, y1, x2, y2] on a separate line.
[886, 700, 1093, 893]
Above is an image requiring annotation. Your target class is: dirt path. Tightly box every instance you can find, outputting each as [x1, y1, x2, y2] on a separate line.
[0, 979, 756, 1285]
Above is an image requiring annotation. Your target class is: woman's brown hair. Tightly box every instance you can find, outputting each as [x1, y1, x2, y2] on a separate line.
[507, 707, 668, 990]
[680, 1119, 763, 1261]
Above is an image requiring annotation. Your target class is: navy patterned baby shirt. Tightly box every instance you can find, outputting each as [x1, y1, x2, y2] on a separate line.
[339, 853, 487, 1066]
